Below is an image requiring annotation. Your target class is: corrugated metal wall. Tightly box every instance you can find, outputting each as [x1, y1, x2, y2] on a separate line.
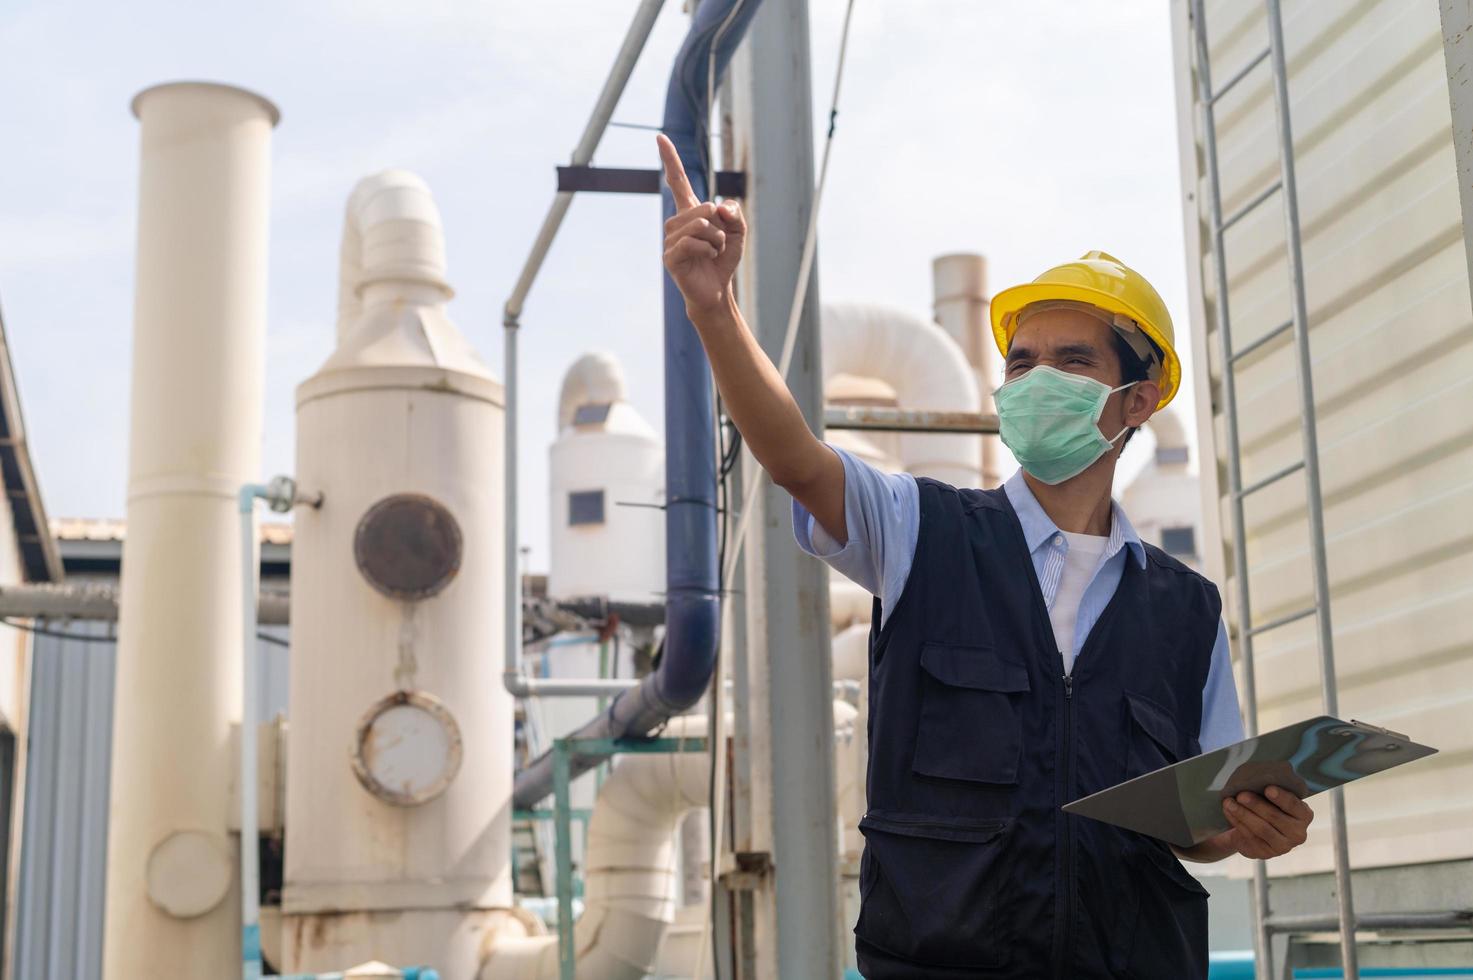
[14, 622, 114, 980]
[13, 622, 289, 980]
[1172, 0, 1473, 875]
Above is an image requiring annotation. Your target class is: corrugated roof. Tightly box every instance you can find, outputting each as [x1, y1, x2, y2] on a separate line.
[0, 298, 61, 582]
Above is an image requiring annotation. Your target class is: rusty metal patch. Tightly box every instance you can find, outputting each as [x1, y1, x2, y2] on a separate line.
[353, 493, 463, 600]
[349, 689, 463, 807]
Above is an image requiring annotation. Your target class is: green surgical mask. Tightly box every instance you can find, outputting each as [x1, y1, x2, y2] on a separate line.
[995, 365, 1137, 485]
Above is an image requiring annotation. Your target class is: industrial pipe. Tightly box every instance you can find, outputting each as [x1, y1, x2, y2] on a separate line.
[512, 0, 765, 809]
[485, 705, 858, 979]
[239, 477, 318, 980]
[503, 0, 666, 701]
[821, 302, 983, 487]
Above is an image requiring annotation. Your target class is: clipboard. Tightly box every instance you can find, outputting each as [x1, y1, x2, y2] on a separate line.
[1060, 716, 1437, 847]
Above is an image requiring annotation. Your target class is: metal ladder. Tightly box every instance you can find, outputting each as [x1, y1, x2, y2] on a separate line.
[1186, 1, 1358, 978]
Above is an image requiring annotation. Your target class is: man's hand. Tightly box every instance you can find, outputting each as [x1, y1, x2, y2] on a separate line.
[658, 133, 746, 316]
[1175, 785, 1315, 863]
[1222, 785, 1314, 859]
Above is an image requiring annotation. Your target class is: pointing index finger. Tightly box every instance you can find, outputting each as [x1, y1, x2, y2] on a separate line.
[656, 133, 701, 210]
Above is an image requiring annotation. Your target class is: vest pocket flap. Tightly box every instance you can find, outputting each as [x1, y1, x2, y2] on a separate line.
[1125, 691, 1185, 760]
[860, 812, 1008, 845]
[920, 644, 1030, 693]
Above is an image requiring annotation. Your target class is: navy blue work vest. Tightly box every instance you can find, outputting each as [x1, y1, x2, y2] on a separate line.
[855, 478, 1221, 979]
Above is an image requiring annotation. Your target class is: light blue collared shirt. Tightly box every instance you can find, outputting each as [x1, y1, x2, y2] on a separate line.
[792, 445, 1246, 753]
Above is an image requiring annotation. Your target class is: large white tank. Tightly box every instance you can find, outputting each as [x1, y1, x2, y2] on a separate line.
[1173, 0, 1473, 875]
[284, 172, 517, 977]
[105, 81, 277, 980]
[546, 352, 664, 603]
[1119, 409, 1202, 571]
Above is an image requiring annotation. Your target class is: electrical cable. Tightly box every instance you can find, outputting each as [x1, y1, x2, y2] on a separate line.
[701, 6, 754, 971]
[696, 1, 861, 975]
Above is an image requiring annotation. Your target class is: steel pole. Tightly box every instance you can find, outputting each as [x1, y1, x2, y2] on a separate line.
[730, 0, 841, 975]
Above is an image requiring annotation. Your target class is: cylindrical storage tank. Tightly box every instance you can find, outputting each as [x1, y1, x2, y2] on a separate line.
[284, 172, 516, 978]
[546, 352, 664, 603]
[104, 81, 277, 980]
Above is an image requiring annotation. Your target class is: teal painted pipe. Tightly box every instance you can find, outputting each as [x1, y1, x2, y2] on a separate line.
[1294, 970, 1473, 978]
[267, 970, 440, 980]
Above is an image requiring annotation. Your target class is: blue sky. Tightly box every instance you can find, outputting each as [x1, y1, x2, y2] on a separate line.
[0, 0, 1194, 571]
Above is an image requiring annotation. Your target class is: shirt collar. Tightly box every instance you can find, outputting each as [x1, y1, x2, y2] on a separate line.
[1002, 469, 1147, 569]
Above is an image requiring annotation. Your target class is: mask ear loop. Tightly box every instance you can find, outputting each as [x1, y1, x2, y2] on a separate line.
[1105, 379, 1141, 445]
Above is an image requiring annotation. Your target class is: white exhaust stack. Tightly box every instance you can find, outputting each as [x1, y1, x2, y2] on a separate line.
[284, 171, 518, 977]
[104, 81, 279, 979]
[931, 253, 1001, 487]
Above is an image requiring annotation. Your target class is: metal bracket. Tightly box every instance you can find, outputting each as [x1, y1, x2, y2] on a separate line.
[556, 165, 747, 198]
[717, 850, 774, 891]
[1347, 719, 1409, 742]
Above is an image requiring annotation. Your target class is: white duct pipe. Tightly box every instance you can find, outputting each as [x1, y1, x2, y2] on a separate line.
[932, 253, 1001, 487]
[483, 706, 860, 979]
[829, 577, 873, 633]
[821, 302, 983, 487]
[104, 81, 277, 980]
[335, 170, 452, 345]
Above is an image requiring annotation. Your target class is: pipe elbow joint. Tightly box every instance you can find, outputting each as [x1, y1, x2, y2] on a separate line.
[657, 591, 721, 711]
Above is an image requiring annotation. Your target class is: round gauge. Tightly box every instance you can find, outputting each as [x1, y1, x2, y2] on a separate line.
[351, 690, 463, 806]
[353, 494, 463, 600]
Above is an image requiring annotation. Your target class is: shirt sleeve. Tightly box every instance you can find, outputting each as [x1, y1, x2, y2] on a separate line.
[1198, 617, 1247, 753]
[790, 444, 919, 625]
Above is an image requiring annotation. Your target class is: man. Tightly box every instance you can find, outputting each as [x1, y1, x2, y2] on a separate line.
[656, 134, 1314, 979]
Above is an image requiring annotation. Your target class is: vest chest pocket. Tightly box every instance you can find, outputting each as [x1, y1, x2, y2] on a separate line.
[912, 643, 1031, 785]
[1124, 691, 1200, 780]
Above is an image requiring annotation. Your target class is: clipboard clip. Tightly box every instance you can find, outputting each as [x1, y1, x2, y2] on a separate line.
[1349, 719, 1409, 741]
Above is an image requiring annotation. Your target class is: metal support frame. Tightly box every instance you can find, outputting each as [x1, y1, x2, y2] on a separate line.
[1187, 1, 1358, 976]
[823, 405, 999, 434]
[501, 0, 667, 702]
[545, 736, 709, 980]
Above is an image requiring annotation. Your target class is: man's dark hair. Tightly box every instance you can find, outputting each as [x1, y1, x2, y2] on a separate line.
[1111, 331, 1159, 449]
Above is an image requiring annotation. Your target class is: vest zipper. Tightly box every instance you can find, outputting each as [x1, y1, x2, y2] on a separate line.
[1059, 670, 1075, 980]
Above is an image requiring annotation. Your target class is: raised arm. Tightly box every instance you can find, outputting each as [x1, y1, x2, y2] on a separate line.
[657, 134, 846, 541]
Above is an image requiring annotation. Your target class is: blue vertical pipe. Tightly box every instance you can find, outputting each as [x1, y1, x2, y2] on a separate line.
[656, 0, 761, 713]
[513, 0, 763, 808]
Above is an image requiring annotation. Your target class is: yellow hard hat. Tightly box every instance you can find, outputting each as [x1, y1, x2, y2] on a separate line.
[990, 250, 1180, 410]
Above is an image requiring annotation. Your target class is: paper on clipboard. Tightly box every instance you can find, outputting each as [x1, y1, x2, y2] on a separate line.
[1060, 716, 1437, 847]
